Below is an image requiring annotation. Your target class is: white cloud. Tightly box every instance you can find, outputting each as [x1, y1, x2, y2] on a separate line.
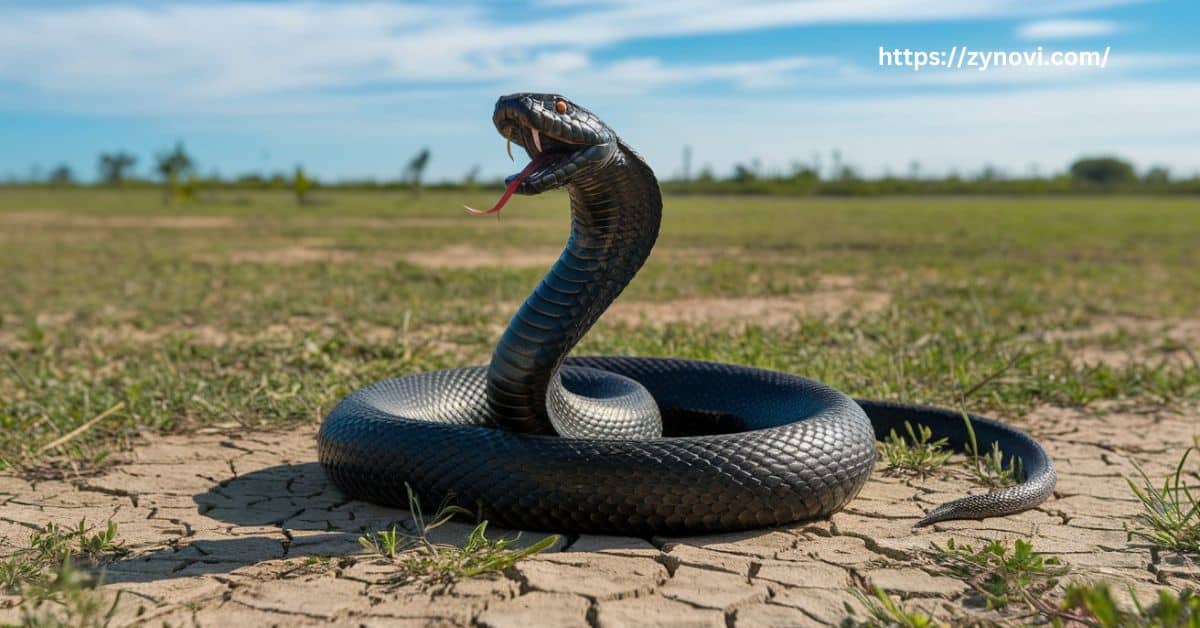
[1016, 18, 1120, 39]
[0, 1, 1147, 112]
[3, 1, 1192, 179]
[533, 56, 839, 94]
[617, 80, 1200, 181]
[134, 78, 1200, 182]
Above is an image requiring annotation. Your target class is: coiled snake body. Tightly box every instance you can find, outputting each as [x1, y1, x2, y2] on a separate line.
[317, 93, 1056, 535]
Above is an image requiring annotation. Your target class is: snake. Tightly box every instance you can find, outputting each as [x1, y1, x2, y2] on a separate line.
[317, 93, 1056, 536]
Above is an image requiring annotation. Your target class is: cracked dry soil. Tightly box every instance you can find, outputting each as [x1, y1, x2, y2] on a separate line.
[1, 403, 1197, 627]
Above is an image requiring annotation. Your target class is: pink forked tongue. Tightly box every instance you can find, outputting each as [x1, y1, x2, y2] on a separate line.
[464, 155, 549, 216]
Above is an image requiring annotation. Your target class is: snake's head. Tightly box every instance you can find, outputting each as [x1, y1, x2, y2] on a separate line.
[466, 93, 618, 215]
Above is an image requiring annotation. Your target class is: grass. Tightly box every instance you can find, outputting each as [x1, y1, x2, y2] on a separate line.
[960, 412, 1024, 489]
[878, 421, 953, 476]
[14, 561, 122, 628]
[1, 520, 125, 594]
[877, 411, 1023, 488]
[848, 580, 1200, 628]
[842, 586, 940, 628]
[0, 519, 126, 627]
[1060, 583, 1200, 627]
[398, 520, 558, 579]
[1127, 446, 1200, 554]
[356, 485, 559, 582]
[929, 538, 1067, 610]
[1, 190, 1196, 469]
[851, 537, 1200, 626]
[0, 188, 1194, 624]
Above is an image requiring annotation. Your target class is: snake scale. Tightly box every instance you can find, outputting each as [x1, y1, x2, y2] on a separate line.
[317, 93, 1056, 535]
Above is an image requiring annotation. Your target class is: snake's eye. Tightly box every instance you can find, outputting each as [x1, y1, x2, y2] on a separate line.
[555, 99, 568, 114]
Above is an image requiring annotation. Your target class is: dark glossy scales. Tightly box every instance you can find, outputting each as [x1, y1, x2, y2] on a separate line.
[318, 357, 1056, 534]
[319, 358, 875, 535]
[317, 93, 1056, 534]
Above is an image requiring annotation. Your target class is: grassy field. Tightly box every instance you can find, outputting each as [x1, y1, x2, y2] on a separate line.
[1, 188, 1198, 468]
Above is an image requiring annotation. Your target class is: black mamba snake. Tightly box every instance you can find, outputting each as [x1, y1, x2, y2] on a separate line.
[317, 93, 1056, 535]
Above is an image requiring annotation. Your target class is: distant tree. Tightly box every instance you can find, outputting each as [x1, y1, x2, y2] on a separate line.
[696, 165, 715, 182]
[293, 164, 314, 205]
[237, 172, 266, 188]
[98, 151, 137, 186]
[835, 164, 859, 182]
[154, 142, 195, 203]
[1143, 165, 1171, 185]
[1069, 156, 1135, 185]
[786, 162, 819, 192]
[789, 162, 819, 180]
[731, 163, 757, 183]
[402, 148, 432, 191]
[976, 164, 998, 181]
[268, 171, 288, 190]
[48, 164, 73, 185]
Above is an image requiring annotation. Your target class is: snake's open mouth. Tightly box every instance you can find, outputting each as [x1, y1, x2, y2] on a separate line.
[465, 122, 581, 216]
[464, 152, 552, 216]
[465, 94, 613, 216]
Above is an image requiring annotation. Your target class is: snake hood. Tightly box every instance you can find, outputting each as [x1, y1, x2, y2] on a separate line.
[468, 93, 626, 214]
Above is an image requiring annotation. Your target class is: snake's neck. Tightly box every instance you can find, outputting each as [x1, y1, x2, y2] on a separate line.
[485, 145, 662, 434]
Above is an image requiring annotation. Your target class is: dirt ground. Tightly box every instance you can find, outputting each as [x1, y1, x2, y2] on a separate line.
[0, 402, 1195, 627]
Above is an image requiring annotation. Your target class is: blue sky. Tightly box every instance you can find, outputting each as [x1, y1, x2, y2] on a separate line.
[1, 0, 1198, 182]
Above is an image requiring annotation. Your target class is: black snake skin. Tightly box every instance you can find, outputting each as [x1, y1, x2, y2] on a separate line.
[318, 93, 1056, 535]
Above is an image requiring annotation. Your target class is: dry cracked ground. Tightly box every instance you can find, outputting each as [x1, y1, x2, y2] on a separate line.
[1, 402, 1197, 627]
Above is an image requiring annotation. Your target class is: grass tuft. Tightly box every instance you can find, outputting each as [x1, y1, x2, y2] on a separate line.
[0, 519, 126, 627]
[879, 421, 953, 476]
[930, 537, 1067, 610]
[1, 519, 125, 595]
[1059, 582, 1200, 627]
[359, 526, 407, 559]
[16, 560, 123, 628]
[841, 586, 941, 628]
[1126, 446, 1200, 554]
[402, 520, 559, 580]
[357, 485, 559, 582]
[960, 412, 1023, 488]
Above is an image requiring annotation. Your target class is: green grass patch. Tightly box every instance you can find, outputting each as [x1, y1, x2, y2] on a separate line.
[1127, 446, 1200, 554]
[930, 538, 1067, 610]
[1, 519, 126, 627]
[356, 486, 558, 583]
[851, 537, 1199, 626]
[1, 191, 1198, 467]
[1, 520, 125, 594]
[959, 411, 1024, 489]
[878, 421, 953, 477]
[1059, 583, 1200, 627]
[843, 586, 939, 628]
